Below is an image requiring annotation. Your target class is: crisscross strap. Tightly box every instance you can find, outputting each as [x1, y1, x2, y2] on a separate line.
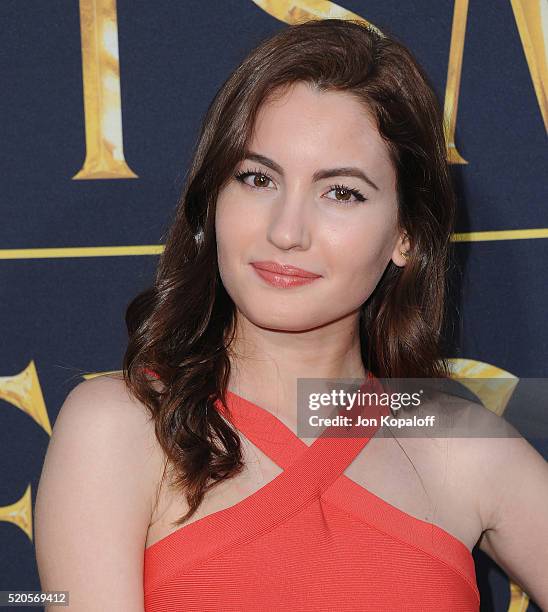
[143, 371, 480, 606]
[216, 374, 389, 476]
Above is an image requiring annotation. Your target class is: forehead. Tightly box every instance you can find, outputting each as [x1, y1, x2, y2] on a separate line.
[248, 82, 394, 178]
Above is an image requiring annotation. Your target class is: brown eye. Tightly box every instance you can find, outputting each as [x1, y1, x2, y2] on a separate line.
[335, 188, 351, 201]
[325, 184, 367, 205]
[253, 174, 269, 187]
[233, 169, 275, 190]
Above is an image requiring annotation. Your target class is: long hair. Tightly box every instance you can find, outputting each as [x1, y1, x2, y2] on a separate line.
[122, 19, 457, 526]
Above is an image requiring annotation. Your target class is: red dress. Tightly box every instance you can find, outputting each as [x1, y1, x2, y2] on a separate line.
[143, 372, 480, 611]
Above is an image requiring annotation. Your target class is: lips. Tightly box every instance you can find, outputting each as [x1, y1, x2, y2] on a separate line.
[250, 261, 321, 278]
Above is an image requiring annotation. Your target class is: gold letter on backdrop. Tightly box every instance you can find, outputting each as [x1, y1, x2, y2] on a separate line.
[73, 0, 138, 180]
[511, 0, 548, 133]
[444, 0, 469, 164]
[250, 0, 382, 35]
[0, 485, 33, 543]
[0, 361, 51, 435]
[0, 361, 50, 542]
[251, 0, 466, 163]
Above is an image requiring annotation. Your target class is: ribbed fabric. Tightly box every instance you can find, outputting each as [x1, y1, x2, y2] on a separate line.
[142, 371, 480, 611]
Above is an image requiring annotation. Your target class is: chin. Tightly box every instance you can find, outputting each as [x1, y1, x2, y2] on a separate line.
[243, 307, 331, 333]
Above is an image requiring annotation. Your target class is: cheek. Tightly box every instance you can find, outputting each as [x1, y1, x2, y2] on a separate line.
[325, 220, 395, 292]
[216, 186, 261, 244]
[215, 191, 257, 281]
[328, 215, 393, 262]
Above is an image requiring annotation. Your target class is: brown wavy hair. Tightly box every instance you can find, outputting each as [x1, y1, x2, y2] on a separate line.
[122, 19, 457, 527]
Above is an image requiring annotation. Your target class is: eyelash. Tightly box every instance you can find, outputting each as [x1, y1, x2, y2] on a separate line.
[233, 167, 367, 204]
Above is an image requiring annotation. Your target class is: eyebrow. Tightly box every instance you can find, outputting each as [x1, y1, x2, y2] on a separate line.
[242, 151, 380, 191]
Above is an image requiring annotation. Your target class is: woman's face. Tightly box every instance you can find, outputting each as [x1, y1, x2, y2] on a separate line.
[215, 81, 409, 333]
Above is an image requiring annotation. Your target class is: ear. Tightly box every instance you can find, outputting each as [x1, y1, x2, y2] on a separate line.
[391, 231, 411, 268]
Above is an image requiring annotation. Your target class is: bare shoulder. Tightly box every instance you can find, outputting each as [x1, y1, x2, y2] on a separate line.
[436, 394, 548, 608]
[48, 373, 166, 501]
[430, 393, 528, 519]
[35, 373, 166, 611]
[64, 372, 151, 421]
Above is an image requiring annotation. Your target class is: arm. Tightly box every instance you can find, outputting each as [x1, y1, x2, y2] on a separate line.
[477, 424, 548, 609]
[34, 375, 165, 611]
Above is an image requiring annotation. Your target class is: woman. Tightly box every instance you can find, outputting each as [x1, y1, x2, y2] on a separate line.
[35, 19, 548, 611]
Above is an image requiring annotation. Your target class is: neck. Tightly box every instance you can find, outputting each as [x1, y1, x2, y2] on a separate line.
[226, 310, 367, 422]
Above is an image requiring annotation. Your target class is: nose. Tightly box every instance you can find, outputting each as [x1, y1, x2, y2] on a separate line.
[266, 193, 311, 251]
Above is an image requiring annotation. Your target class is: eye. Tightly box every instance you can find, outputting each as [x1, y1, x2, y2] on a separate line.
[233, 168, 367, 205]
[324, 184, 367, 205]
[233, 168, 275, 190]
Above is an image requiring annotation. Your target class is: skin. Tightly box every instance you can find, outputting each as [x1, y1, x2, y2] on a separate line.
[215, 81, 410, 420]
